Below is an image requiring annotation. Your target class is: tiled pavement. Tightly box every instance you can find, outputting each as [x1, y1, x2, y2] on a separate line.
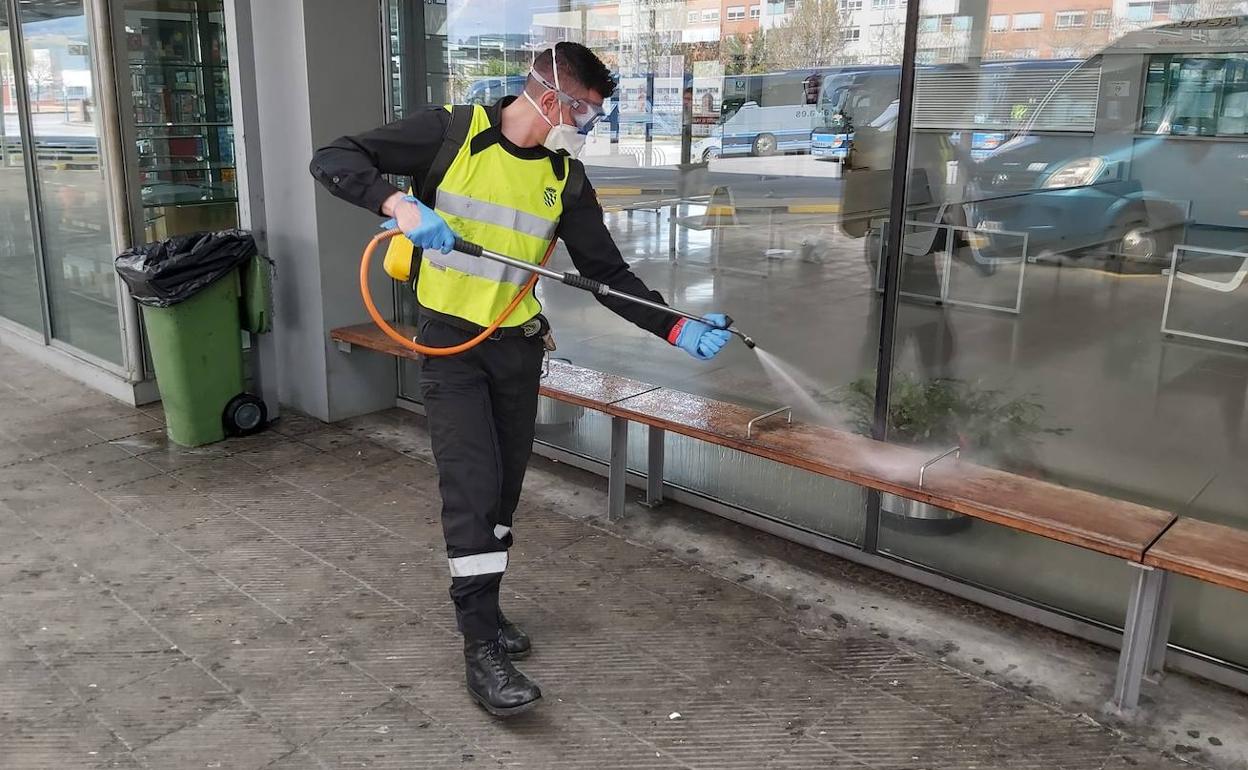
[0, 344, 1214, 769]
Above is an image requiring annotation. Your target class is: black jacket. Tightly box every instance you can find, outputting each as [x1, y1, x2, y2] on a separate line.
[309, 97, 677, 340]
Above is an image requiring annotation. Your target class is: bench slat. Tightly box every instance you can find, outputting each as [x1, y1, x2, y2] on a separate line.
[1145, 518, 1248, 594]
[610, 388, 1174, 560]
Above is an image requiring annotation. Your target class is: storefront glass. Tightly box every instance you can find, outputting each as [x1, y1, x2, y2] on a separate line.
[0, 1, 43, 333]
[388, 0, 1248, 669]
[392, 0, 907, 542]
[877, 5, 1248, 666]
[18, 0, 121, 364]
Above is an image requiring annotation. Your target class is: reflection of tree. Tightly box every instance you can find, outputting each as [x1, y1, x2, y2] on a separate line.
[627, 0, 682, 74]
[865, 10, 905, 65]
[764, 0, 848, 68]
[26, 60, 56, 113]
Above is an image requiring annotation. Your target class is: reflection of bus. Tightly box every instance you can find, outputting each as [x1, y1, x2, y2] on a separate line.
[843, 18, 1248, 266]
[718, 69, 837, 156]
[811, 60, 1090, 165]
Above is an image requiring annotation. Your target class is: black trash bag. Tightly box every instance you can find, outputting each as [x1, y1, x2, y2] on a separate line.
[115, 229, 257, 308]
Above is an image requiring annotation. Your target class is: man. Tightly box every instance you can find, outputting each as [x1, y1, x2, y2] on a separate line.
[310, 42, 731, 717]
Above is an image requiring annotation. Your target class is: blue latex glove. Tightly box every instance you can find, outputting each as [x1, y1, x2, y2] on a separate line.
[380, 195, 457, 254]
[674, 313, 732, 360]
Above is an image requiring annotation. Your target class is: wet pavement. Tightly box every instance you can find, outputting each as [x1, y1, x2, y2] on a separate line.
[0, 342, 1225, 769]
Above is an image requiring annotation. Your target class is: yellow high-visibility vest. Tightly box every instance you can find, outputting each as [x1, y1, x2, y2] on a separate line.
[383, 104, 569, 328]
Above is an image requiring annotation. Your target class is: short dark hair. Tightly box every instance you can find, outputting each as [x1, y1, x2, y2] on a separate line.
[530, 42, 616, 100]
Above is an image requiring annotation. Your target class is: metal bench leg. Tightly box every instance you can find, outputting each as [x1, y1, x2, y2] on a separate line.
[643, 426, 665, 508]
[1113, 564, 1168, 713]
[608, 416, 628, 521]
[668, 202, 677, 259]
[1146, 571, 1175, 683]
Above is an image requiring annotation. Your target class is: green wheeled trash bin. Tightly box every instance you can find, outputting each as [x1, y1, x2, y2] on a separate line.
[116, 230, 270, 447]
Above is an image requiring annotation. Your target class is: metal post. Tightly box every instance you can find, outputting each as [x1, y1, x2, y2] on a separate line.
[1113, 563, 1168, 712]
[1146, 572, 1175, 683]
[608, 416, 629, 521]
[87, 0, 144, 379]
[867, 0, 922, 554]
[644, 426, 664, 508]
[224, 0, 280, 420]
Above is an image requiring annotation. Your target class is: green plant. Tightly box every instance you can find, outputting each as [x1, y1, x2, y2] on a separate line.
[836, 375, 1069, 457]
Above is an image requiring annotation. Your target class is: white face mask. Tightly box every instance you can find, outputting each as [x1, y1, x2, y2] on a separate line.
[524, 43, 587, 158]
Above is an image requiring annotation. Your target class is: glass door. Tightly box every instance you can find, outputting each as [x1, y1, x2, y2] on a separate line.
[17, 0, 123, 364]
[0, 0, 44, 333]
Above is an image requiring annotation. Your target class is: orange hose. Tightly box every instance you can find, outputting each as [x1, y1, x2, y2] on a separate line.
[359, 229, 555, 357]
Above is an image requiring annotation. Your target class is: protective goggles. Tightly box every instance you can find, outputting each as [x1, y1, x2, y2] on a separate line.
[530, 69, 606, 135]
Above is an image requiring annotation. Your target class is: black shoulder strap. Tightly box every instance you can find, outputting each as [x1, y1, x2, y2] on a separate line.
[564, 158, 586, 203]
[417, 104, 474, 208]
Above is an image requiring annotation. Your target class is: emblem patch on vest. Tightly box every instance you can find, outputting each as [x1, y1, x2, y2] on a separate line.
[543, 186, 556, 207]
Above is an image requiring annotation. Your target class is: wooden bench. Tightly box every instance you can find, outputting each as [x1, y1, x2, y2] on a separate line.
[329, 322, 1218, 713]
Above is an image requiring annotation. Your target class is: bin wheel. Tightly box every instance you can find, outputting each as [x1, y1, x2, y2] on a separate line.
[223, 393, 267, 437]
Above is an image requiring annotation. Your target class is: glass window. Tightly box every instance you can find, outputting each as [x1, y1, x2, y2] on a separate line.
[1141, 54, 1248, 137]
[990, 14, 1009, 31]
[727, 6, 746, 20]
[842, 28, 861, 42]
[401, 0, 907, 544]
[919, 16, 939, 33]
[749, 5, 762, 17]
[19, 0, 122, 363]
[1054, 10, 1086, 28]
[123, 1, 238, 243]
[1013, 12, 1044, 30]
[843, 0, 862, 9]
[0, 1, 44, 333]
[896, 0, 1248, 672]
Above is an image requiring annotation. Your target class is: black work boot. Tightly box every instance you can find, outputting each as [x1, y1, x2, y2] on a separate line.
[464, 638, 542, 717]
[498, 613, 531, 659]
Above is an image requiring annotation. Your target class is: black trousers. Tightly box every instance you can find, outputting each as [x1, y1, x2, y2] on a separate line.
[417, 316, 545, 641]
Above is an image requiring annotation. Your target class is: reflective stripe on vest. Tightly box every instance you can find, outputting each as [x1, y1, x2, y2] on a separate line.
[436, 190, 558, 241]
[425, 249, 533, 288]
[417, 104, 568, 328]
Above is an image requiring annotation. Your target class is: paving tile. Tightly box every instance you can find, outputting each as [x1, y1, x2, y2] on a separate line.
[152, 593, 286, 657]
[968, 694, 1123, 770]
[0, 658, 80, 728]
[88, 661, 237, 747]
[49, 646, 185, 700]
[71, 457, 164, 493]
[346, 619, 460, 691]
[134, 705, 294, 769]
[870, 654, 1007, 726]
[302, 698, 496, 769]
[245, 658, 393, 745]
[0, 707, 136, 769]
[203, 637, 337, 697]
[615, 693, 796, 769]
[290, 589, 420, 656]
[806, 688, 977, 769]
[43, 443, 136, 475]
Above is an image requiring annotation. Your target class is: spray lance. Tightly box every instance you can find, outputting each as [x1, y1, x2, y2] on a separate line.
[451, 238, 756, 349]
[359, 229, 756, 357]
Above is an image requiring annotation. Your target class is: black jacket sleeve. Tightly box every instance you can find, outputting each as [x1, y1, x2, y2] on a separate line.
[558, 168, 679, 341]
[309, 106, 450, 215]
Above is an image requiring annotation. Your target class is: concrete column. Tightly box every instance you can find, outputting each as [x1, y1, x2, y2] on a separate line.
[238, 0, 397, 422]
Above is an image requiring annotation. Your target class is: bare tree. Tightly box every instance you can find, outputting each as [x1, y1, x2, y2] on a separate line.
[763, 0, 848, 69]
[26, 60, 55, 113]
